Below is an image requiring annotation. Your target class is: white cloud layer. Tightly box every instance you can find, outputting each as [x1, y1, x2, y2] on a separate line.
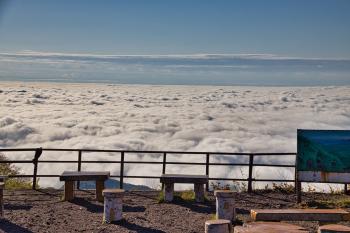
[0, 82, 349, 189]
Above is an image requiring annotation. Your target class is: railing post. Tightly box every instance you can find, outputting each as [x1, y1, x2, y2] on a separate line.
[162, 152, 167, 190]
[294, 162, 298, 194]
[32, 148, 42, 190]
[120, 152, 124, 189]
[77, 150, 82, 190]
[247, 154, 254, 193]
[345, 184, 348, 195]
[206, 153, 210, 191]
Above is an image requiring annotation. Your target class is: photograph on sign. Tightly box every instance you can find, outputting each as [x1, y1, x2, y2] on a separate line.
[297, 129, 350, 183]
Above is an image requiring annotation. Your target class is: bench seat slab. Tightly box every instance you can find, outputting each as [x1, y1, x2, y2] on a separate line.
[60, 171, 110, 181]
[160, 174, 208, 184]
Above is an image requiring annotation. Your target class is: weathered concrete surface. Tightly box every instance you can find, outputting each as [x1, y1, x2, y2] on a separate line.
[235, 222, 308, 233]
[59, 171, 110, 181]
[164, 183, 174, 202]
[214, 190, 235, 221]
[205, 219, 232, 233]
[102, 189, 125, 223]
[251, 209, 350, 222]
[234, 222, 308, 233]
[318, 224, 350, 233]
[194, 183, 205, 203]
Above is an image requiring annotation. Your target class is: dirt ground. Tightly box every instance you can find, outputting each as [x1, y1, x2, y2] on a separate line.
[1, 189, 350, 233]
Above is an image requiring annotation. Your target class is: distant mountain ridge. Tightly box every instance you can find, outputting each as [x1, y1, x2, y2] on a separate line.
[77, 179, 153, 191]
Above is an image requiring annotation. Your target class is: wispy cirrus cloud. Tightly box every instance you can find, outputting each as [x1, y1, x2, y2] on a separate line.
[0, 51, 350, 85]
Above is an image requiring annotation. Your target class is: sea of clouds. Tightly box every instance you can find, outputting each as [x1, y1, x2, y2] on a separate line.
[0, 82, 349, 190]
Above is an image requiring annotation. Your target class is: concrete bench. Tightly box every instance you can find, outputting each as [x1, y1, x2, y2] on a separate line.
[59, 171, 110, 202]
[0, 175, 6, 218]
[160, 174, 208, 202]
[251, 209, 350, 222]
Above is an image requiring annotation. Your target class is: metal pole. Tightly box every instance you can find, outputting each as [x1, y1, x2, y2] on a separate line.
[206, 153, 210, 191]
[345, 184, 348, 195]
[77, 150, 82, 189]
[120, 152, 125, 189]
[248, 154, 254, 193]
[32, 148, 42, 190]
[162, 152, 167, 190]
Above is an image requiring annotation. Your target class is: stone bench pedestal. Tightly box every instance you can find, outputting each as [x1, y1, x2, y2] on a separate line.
[164, 183, 174, 202]
[102, 189, 125, 223]
[194, 183, 205, 202]
[205, 219, 232, 233]
[214, 190, 235, 221]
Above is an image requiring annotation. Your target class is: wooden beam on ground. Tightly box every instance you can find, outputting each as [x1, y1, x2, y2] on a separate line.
[251, 209, 350, 222]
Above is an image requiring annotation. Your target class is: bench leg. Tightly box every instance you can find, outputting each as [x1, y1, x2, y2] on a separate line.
[64, 181, 74, 201]
[194, 183, 205, 202]
[96, 180, 105, 202]
[164, 183, 174, 202]
[0, 188, 3, 218]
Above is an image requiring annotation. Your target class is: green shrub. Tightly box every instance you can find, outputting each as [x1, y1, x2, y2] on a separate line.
[271, 182, 295, 194]
[304, 198, 350, 209]
[0, 153, 34, 189]
[158, 190, 208, 203]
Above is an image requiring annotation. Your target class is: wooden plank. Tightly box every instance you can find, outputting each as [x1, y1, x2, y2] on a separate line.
[59, 171, 110, 181]
[160, 174, 208, 184]
[251, 209, 350, 222]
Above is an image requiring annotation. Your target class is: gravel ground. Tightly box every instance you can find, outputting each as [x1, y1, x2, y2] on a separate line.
[1, 189, 350, 232]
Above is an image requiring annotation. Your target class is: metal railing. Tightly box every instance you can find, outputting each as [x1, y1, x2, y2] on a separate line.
[0, 147, 298, 192]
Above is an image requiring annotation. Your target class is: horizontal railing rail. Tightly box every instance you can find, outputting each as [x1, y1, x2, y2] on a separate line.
[0, 147, 330, 193]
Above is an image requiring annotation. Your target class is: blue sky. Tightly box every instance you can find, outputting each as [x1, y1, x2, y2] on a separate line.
[0, 0, 349, 85]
